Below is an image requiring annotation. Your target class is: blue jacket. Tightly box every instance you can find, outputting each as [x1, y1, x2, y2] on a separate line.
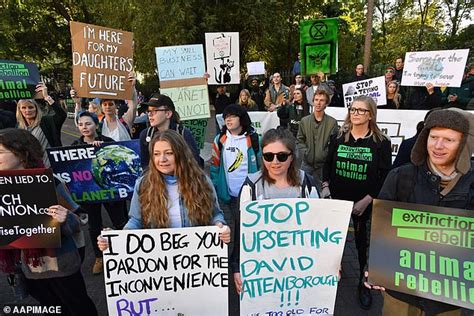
[125, 175, 225, 229]
[210, 131, 261, 204]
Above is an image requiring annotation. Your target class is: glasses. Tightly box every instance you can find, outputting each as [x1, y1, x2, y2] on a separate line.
[0, 150, 12, 154]
[385, 70, 394, 73]
[146, 108, 168, 115]
[262, 152, 292, 162]
[349, 107, 370, 115]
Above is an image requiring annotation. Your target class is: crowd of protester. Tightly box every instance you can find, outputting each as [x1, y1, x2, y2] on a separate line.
[0, 52, 472, 316]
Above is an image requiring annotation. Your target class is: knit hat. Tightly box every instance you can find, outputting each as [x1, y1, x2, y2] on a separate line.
[411, 108, 473, 175]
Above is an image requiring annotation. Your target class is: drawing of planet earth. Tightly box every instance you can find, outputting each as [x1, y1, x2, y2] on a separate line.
[91, 145, 141, 191]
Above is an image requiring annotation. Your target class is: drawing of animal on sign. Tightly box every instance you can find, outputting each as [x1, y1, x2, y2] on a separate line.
[205, 32, 240, 85]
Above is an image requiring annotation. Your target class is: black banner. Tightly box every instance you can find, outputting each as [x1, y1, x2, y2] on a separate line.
[0, 169, 60, 249]
[0, 60, 40, 101]
[369, 199, 474, 309]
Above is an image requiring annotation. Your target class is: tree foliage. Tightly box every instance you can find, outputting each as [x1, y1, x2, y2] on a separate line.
[0, 0, 471, 90]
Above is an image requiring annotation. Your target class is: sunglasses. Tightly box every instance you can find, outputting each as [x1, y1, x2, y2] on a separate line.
[385, 70, 394, 73]
[262, 152, 292, 162]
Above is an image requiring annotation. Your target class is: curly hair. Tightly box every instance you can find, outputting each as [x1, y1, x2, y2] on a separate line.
[0, 128, 43, 168]
[139, 129, 213, 228]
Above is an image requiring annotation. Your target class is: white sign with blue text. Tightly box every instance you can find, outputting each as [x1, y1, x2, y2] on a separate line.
[239, 187, 353, 316]
[102, 226, 228, 316]
[155, 44, 205, 82]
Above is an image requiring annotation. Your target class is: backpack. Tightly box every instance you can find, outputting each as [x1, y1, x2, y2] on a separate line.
[218, 131, 260, 156]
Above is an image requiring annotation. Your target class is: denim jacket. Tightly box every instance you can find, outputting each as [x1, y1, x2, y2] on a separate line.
[125, 175, 225, 229]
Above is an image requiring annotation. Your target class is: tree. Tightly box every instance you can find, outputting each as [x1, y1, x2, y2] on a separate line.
[363, 0, 375, 72]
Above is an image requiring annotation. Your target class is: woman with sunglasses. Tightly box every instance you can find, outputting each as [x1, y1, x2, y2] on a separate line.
[385, 67, 395, 86]
[277, 87, 310, 137]
[231, 128, 319, 298]
[322, 95, 392, 310]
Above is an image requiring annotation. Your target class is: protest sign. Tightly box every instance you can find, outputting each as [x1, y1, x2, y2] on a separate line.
[205, 32, 240, 85]
[70, 21, 134, 100]
[239, 188, 353, 315]
[102, 226, 228, 316]
[342, 76, 387, 107]
[182, 118, 208, 149]
[247, 61, 265, 75]
[160, 85, 210, 121]
[0, 169, 60, 249]
[0, 60, 40, 101]
[47, 140, 141, 204]
[216, 111, 280, 138]
[369, 200, 474, 309]
[300, 18, 338, 75]
[401, 49, 469, 87]
[156, 44, 205, 82]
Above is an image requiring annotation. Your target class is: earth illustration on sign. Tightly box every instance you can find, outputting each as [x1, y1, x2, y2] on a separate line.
[91, 145, 142, 191]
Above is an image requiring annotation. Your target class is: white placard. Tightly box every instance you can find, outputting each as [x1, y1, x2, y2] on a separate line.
[247, 61, 266, 75]
[216, 111, 280, 137]
[401, 49, 469, 87]
[205, 32, 240, 85]
[342, 76, 387, 107]
[239, 189, 353, 316]
[102, 227, 228, 316]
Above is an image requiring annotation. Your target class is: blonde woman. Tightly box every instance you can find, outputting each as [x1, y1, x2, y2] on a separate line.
[322, 95, 392, 310]
[98, 130, 230, 249]
[237, 89, 258, 111]
[16, 83, 67, 166]
[383, 80, 402, 109]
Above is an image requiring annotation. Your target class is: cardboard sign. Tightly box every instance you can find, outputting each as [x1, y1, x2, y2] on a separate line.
[401, 49, 469, 87]
[300, 18, 338, 75]
[47, 141, 141, 203]
[70, 21, 134, 100]
[0, 60, 40, 100]
[205, 32, 240, 85]
[342, 76, 387, 107]
[102, 227, 228, 316]
[247, 61, 265, 76]
[370, 200, 474, 309]
[239, 189, 353, 315]
[0, 169, 60, 249]
[155, 44, 205, 82]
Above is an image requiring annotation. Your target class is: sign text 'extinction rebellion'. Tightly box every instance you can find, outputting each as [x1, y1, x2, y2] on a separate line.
[369, 200, 473, 310]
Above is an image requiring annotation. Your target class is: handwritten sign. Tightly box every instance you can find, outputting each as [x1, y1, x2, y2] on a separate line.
[161, 85, 210, 120]
[247, 61, 266, 76]
[182, 119, 208, 149]
[47, 141, 141, 203]
[0, 60, 40, 101]
[342, 76, 387, 107]
[70, 21, 134, 100]
[102, 227, 228, 316]
[370, 200, 474, 309]
[155, 44, 205, 82]
[0, 169, 60, 249]
[205, 32, 240, 85]
[401, 49, 469, 87]
[239, 189, 353, 315]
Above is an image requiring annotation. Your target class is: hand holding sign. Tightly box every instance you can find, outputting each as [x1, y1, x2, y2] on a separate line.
[47, 205, 68, 223]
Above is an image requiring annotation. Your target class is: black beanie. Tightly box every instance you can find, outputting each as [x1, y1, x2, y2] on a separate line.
[222, 104, 252, 134]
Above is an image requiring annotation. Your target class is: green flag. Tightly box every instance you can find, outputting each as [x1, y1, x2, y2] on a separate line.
[300, 18, 338, 75]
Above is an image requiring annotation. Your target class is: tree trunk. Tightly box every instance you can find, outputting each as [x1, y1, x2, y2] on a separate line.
[363, 0, 374, 73]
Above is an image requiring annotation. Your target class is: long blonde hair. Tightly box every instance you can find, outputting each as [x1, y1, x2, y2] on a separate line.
[338, 95, 388, 143]
[387, 80, 401, 109]
[16, 99, 42, 129]
[139, 129, 213, 228]
[238, 89, 257, 110]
